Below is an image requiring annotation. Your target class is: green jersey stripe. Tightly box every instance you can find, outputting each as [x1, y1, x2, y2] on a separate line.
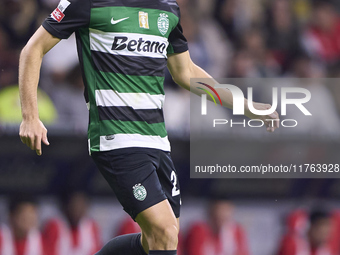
[95, 71, 165, 95]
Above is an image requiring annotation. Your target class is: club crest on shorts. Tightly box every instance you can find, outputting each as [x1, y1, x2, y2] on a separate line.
[158, 13, 169, 35]
[133, 184, 147, 201]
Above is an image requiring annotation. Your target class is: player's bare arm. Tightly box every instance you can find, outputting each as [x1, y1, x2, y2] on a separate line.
[19, 26, 61, 156]
[167, 51, 280, 132]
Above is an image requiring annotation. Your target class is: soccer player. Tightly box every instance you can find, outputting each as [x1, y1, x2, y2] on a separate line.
[18, 0, 279, 255]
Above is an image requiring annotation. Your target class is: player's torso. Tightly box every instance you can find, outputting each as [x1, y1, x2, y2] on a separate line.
[80, 0, 181, 153]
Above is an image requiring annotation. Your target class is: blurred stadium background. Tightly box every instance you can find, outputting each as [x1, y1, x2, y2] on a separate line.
[1, 0, 340, 254]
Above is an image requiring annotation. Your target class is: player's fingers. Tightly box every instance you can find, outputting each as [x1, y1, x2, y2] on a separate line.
[271, 120, 280, 132]
[275, 119, 280, 129]
[20, 135, 26, 145]
[19, 129, 28, 145]
[42, 130, 50, 146]
[269, 113, 276, 119]
[35, 135, 42, 156]
[23, 137, 31, 148]
[266, 119, 276, 133]
[19, 130, 25, 144]
[265, 121, 272, 132]
[27, 135, 36, 150]
[269, 119, 274, 129]
[269, 110, 279, 119]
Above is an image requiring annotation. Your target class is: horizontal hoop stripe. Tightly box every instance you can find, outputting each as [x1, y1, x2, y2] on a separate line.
[96, 90, 164, 109]
[90, 30, 169, 59]
[95, 71, 165, 94]
[100, 120, 167, 137]
[99, 134, 170, 151]
[98, 106, 164, 124]
[91, 51, 167, 77]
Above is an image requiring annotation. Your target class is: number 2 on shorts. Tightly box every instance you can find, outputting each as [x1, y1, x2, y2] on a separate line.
[171, 171, 180, 197]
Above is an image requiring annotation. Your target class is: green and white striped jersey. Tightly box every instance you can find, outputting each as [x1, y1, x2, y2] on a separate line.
[43, 0, 188, 153]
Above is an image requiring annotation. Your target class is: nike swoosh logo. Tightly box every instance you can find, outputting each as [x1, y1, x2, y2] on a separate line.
[111, 17, 129, 25]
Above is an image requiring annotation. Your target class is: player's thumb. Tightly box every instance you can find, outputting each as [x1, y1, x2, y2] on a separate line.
[42, 132, 50, 146]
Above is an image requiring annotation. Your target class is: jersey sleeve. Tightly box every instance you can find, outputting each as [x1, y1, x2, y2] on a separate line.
[42, 0, 91, 39]
[167, 14, 188, 55]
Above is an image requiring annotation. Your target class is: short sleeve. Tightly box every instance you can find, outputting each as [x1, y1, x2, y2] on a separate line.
[167, 20, 188, 55]
[42, 0, 91, 39]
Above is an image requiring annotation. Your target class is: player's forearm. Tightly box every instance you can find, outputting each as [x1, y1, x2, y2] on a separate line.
[19, 45, 44, 121]
[182, 63, 236, 110]
[168, 52, 245, 111]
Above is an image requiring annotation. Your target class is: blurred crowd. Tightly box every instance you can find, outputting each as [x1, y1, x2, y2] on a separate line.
[0, 192, 100, 255]
[1, 0, 340, 135]
[2, 192, 340, 255]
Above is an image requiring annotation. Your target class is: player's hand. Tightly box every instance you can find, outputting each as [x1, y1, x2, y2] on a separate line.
[19, 118, 50, 156]
[245, 102, 280, 133]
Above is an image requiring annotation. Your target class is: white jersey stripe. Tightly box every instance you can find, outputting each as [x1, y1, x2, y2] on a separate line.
[96, 90, 165, 109]
[89, 29, 169, 59]
[100, 134, 170, 151]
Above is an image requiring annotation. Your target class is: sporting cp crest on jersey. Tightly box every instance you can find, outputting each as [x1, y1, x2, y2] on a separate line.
[139, 11, 149, 29]
[133, 184, 147, 201]
[158, 13, 169, 35]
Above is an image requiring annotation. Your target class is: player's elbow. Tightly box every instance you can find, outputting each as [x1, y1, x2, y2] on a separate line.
[21, 34, 48, 61]
[20, 43, 44, 63]
[172, 73, 190, 90]
[172, 64, 195, 90]
[20, 44, 30, 59]
[171, 72, 184, 86]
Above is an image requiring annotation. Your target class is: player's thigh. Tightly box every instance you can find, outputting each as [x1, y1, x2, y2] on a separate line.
[134, 151, 181, 232]
[91, 148, 167, 220]
[140, 213, 179, 253]
[135, 200, 179, 236]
